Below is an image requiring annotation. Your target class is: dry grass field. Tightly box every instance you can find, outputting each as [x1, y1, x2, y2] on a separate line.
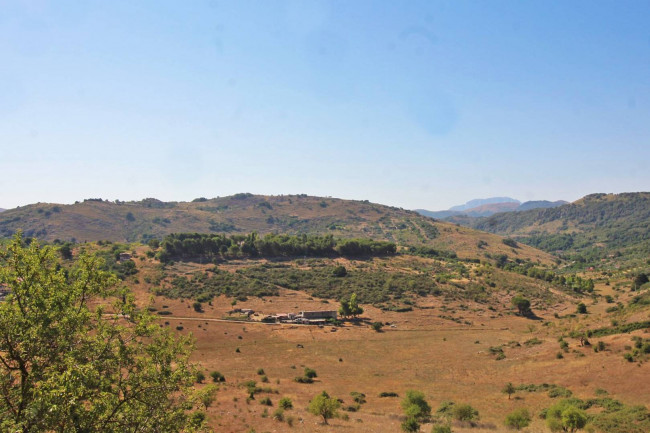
[115, 249, 650, 433]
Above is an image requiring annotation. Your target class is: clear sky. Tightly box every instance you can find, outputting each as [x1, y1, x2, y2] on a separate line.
[1, 0, 649, 210]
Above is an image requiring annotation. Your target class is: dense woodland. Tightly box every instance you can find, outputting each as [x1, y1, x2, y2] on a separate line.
[158, 232, 397, 262]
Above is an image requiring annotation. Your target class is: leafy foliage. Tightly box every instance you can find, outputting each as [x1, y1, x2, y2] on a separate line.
[0, 236, 208, 432]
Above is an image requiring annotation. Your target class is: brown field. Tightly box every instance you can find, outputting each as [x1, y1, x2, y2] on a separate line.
[130, 255, 649, 433]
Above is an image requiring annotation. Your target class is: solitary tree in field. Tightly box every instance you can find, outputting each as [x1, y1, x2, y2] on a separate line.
[502, 382, 516, 400]
[511, 295, 532, 317]
[308, 391, 340, 425]
[0, 235, 209, 432]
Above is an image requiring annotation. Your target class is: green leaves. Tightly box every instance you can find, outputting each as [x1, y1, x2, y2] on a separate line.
[0, 234, 210, 432]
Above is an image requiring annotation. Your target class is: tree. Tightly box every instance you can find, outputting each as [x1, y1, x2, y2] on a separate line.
[502, 382, 516, 400]
[576, 303, 587, 314]
[633, 273, 648, 290]
[546, 401, 588, 433]
[504, 408, 531, 430]
[308, 391, 340, 424]
[0, 235, 209, 432]
[401, 390, 431, 421]
[511, 295, 532, 317]
[338, 298, 351, 318]
[560, 406, 587, 432]
[349, 293, 364, 318]
[332, 265, 347, 277]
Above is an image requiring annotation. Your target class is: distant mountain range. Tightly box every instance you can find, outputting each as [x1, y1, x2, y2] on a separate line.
[416, 197, 567, 219]
[0, 208, 5, 213]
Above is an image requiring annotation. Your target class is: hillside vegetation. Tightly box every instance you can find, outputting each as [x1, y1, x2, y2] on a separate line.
[448, 193, 650, 267]
[0, 194, 554, 264]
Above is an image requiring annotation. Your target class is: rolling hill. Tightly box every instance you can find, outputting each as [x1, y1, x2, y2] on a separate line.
[449, 192, 650, 266]
[0, 194, 554, 264]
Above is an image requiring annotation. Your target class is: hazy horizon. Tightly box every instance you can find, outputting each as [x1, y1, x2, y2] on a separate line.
[2, 1, 649, 210]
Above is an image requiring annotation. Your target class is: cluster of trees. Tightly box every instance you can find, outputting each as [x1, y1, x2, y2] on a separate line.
[338, 293, 363, 318]
[502, 260, 595, 293]
[158, 232, 396, 262]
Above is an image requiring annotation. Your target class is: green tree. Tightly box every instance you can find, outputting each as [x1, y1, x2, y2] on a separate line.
[502, 382, 516, 400]
[401, 390, 431, 421]
[576, 302, 588, 314]
[349, 292, 364, 318]
[338, 298, 351, 318]
[332, 265, 347, 277]
[561, 406, 588, 432]
[504, 408, 531, 430]
[308, 391, 340, 425]
[511, 295, 532, 317]
[0, 235, 209, 432]
[546, 401, 588, 433]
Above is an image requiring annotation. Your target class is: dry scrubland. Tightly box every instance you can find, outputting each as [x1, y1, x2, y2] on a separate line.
[114, 249, 650, 433]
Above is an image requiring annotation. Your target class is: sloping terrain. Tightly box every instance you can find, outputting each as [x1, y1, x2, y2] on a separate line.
[86, 242, 650, 433]
[447, 193, 650, 267]
[0, 194, 555, 264]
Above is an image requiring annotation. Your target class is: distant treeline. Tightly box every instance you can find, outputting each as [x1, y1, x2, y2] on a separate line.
[158, 232, 396, 262]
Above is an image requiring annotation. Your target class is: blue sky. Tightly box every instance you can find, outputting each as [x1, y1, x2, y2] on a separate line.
[1, 0, 649, 210]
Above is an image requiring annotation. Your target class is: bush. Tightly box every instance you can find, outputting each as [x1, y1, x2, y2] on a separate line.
[431, 425, 452, 433]
[270, 407, 283, 421]
[371, 322, 384, 332]
[504, 408, 531, 430]
[278, 397, 293, 409]
[260, 397, 272, 406]
[379, 392, 399, 397]
[304, 367, 317, 378]
[257, 368, 265, 375]
[195, 371, 205, 384]
[192, 302, 203, 312]
[401, 417, 420, 432]
[453, 404, 478, 422]
[576, 303, 588, 314]
[210, 371, 225, 382]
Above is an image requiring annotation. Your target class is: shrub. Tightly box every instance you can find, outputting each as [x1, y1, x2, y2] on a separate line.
[260, 397, 272, 406]
[195, 371, 205, 384]
[504, 408, 531, 430]
[401, 417, 420, 432]
[210, 371, 226, 382]
[304, 367, 317, 378]
[576, 303, 588, 314]
[192, 302, 203, 312]
[371, 322, 384, 332]
[257, 368, 265, 375]
[453, 404, 478, 422]
[279, 397, 293, 409]
[379, 392, 399, 397]
[431, 425, 452, 433]
[272, 408, 284, 421]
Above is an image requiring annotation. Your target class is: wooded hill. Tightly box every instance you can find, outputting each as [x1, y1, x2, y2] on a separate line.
[448, 192, 650, 266]
[0, 194, 554, 264]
